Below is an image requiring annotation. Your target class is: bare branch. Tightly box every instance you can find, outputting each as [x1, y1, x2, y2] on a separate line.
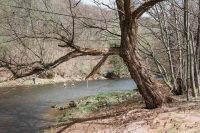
[85, 54, 109, 79]
[132, 0, 166, 19]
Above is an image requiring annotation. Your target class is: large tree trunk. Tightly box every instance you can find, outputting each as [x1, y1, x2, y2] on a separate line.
[121, 49, 164, 109]
[116, 0, 167, 109]
[120, 21, 164, 109]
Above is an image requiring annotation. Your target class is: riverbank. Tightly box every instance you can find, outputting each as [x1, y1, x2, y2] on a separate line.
[0, 74, 107, 88]
[43, 91, 140, 132]
[44, 92, 200, 133]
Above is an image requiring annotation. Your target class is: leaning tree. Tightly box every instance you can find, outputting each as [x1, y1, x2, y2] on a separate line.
[0, 0, 167, 109]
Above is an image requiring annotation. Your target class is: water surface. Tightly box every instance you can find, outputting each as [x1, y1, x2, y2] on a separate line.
[0, 79, 136, 133]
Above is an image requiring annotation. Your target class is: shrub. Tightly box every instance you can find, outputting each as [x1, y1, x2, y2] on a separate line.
[109, 55, 127, 76]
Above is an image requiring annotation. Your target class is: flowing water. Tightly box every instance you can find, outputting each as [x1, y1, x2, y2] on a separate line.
[0, 79, 136, 133]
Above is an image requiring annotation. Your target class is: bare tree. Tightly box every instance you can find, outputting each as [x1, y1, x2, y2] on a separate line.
[138, 0, 200, 99]
[195, 0, 200, 93]
[0, 0, 168, 109]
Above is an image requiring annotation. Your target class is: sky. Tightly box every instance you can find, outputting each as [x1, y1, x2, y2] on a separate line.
[81, 0, 150, 17]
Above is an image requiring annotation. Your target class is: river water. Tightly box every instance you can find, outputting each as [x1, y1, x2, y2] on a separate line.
[0, 79, 136, 133]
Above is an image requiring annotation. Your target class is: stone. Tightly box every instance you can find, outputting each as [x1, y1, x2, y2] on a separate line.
[69, 101, 77, 108]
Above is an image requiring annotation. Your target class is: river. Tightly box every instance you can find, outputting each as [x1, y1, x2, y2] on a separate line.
[0, 79, 136, 133]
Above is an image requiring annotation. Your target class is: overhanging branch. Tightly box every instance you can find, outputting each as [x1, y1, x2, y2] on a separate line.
[7, 47, 119, 79]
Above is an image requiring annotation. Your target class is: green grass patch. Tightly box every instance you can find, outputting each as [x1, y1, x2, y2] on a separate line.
[56, 90, 139, 122]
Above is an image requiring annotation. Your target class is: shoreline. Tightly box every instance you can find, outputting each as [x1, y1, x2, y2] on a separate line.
[0, 76, 103, 88]
[43, 91, 138, 131]
[0, 75, 129, 88]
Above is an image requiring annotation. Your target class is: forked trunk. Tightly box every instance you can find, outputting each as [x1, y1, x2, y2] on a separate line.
[116, 0, 167, 109]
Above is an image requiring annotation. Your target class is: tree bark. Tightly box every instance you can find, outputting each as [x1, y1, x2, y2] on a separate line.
[119, 20, 164, 109]
[172, 0, 184, 95]
[116, 0, 165, 109]
[195, 0, 200, 94]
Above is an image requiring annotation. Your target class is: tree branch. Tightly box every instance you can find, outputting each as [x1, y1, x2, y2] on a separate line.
[132, 0, 166, 19]
[6, 47, 119, 79]
[85, 55, 109, 79]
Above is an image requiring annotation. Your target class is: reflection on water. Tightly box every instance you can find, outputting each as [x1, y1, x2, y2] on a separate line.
[0, 79, 136, 133]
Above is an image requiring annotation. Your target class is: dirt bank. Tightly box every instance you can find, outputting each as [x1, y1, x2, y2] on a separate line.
[45, 96, 200, 133]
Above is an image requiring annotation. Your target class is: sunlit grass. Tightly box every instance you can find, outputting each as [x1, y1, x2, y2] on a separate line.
[56, 91, 139, 122]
